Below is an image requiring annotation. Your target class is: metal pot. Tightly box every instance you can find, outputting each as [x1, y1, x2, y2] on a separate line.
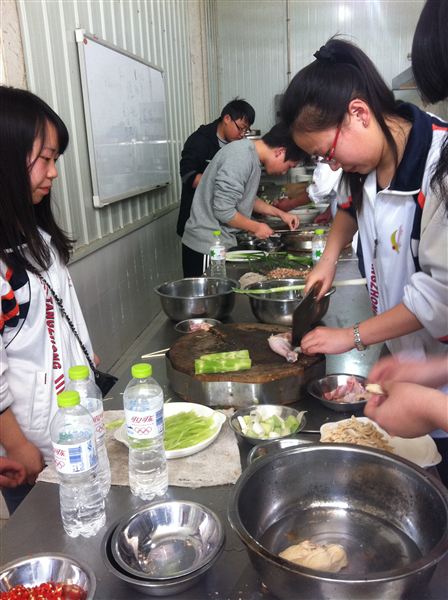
[256, 237, 284, 252]
[228, 444, 448, 600]
[281, 229, 314, 252]
[236, 232, 258, 249]
[246, 278, 335, 326]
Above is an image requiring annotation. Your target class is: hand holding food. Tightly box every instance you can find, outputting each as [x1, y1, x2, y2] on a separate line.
[364, 382, 448, 438]
[279, 210, 299, 230]
[368, 355, 448, 388]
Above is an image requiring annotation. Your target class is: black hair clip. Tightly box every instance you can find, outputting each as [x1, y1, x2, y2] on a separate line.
[313, 46, 336, 63]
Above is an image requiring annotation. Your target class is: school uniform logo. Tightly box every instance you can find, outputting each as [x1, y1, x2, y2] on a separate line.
[390, 225, 403, 253]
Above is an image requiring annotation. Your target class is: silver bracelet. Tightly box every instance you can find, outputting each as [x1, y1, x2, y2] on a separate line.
[353, 322, 367, 351]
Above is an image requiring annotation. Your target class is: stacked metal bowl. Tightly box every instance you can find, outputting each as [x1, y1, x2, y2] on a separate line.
[102, 500, 225, 596]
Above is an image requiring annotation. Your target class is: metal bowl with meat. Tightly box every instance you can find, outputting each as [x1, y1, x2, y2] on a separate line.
[307, 373, 369, 412]
[228, 444, 448, 599]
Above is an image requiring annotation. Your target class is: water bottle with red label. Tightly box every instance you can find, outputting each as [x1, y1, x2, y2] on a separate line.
[123, 363, 168, 500]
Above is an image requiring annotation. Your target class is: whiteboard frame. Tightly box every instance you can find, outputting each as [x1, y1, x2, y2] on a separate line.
[75, 29, 170, 208]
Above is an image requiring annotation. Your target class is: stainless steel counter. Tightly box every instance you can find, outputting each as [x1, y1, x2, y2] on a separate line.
[1, 252, 447, 599]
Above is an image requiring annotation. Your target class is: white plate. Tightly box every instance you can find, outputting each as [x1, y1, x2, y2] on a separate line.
[114, 402, 226, 459]
[226, 250, 267, 262]
[320, 417, 441, 468]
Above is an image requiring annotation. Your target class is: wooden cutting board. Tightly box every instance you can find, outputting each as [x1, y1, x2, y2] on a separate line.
[168, 322, 323, 384]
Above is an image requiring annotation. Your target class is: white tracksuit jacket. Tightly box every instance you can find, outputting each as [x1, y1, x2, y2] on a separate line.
[0, 231, 93, 463]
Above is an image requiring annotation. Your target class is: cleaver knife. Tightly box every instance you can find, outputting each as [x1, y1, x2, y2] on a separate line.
[291, 281, 322, 347]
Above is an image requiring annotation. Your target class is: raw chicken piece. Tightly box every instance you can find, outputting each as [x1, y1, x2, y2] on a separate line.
[323, 376, 369, 403]
[279, 539, 348, 573]
[189, 322, 212, 332]
[268, 331, 300, 363]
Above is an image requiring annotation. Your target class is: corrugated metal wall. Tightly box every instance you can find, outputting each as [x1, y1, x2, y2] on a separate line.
[15, 0, 196, 368]
[17, 0, 193, 248]
[213, 0, 425, 134]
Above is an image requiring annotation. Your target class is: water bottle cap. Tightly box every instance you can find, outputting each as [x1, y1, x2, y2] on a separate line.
[68, 365, 90, 381]
[57, 390, 80, 407]
[314, 229, 325, 235]
[212, 230, 221, 237]
[131, 363, 152, 378]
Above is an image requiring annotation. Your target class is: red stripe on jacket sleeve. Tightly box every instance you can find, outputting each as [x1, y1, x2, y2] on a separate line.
[417, 191, 426, 209]
[339, 196, 353, 210]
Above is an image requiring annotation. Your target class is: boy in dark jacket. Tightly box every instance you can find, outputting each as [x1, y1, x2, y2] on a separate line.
[176, 98, 255, 236]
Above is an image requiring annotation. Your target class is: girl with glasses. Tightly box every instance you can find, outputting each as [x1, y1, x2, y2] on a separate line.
[281, 35, 448, 482]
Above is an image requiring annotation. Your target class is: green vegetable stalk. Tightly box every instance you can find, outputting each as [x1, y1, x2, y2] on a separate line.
[194, 350, 252, 374]
[164, 411, 218, 450]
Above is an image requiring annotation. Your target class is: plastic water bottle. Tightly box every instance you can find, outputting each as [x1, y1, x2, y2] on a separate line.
[209, 230, 227, 278]
[123, 363, 168, 500]
[67, 365, 111, 496]
[50, 390, 106, 538]
[312, 228, 327, 265]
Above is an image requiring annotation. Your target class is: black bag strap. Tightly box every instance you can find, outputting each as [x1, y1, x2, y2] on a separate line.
[36, 273, 96, 373]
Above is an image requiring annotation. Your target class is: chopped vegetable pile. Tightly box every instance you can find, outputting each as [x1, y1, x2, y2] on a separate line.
[0, 583, 86, 600]
[164, 410, 218, 450]
[237, 408, 303, 440]
[195, 350, 252, 375]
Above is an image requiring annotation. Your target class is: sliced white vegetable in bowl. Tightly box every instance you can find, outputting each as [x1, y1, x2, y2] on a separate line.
[229, 404, 307, 446]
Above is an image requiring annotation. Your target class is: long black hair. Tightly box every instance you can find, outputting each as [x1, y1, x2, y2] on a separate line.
[0, 86, 72, 272]
[412, 0, 448, 207]
[281, 37, 404, 209]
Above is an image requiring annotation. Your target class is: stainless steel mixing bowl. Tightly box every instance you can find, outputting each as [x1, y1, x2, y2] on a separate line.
[154, 277, 237, 321]
[229, 444, 448, 600]
[174, 318, 221, 333]
[102, 519, 224, 596]
[111, 500, 224, 580]
[245, 278, 335, 326]
[247, 436, 314, 464]
[229, 404, 307, 446]
[0, 553, 96, 599]
[308, 373, 368, 413]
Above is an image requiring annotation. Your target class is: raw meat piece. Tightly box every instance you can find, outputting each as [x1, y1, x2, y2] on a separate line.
[323, 376, 368, 403]
[268, 331, 300, 363]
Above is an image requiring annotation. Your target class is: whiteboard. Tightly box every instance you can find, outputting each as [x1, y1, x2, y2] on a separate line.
[76, 30, 170, 207]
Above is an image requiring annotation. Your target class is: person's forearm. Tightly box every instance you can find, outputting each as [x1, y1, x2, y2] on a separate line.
[321, 210, 357, 262]
[0, 408, 29, 452]
[426, 389, 448, 432]
[357, 304, 422, 348]
[227, 211, 260, 233]
[427, 354, 448, 390]
[253, 198, 274, 215]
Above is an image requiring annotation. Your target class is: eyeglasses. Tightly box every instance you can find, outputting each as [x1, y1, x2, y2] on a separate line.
[312, 125, 341, 165]
[232, 118, 250, 135]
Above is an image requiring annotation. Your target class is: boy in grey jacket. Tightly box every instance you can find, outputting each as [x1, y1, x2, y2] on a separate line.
[182, 123, 304, 277]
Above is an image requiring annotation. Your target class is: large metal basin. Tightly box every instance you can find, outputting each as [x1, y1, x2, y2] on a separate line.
[228, 444, 448, 599]
[154, 277, 237, 321]
[246, 278, 335, 326]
